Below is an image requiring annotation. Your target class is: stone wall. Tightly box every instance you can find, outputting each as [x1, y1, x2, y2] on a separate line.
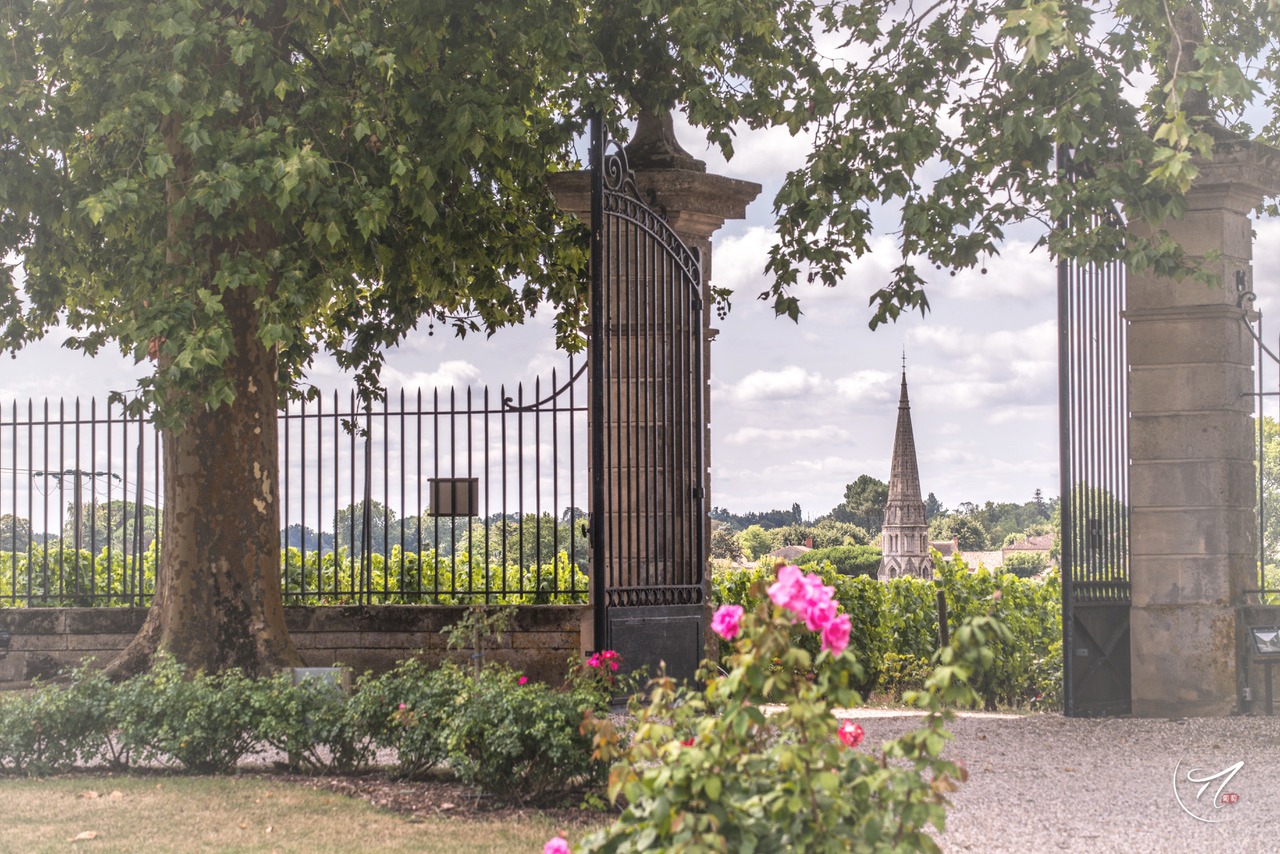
[0, 605, 590, 686]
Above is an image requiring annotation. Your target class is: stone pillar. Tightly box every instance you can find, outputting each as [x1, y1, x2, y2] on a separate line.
[548, 113, 761, 655]
[1127, 140, 1280, 717]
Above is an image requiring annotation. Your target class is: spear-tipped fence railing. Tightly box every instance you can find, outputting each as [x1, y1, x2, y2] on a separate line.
[0, 363, 589, 607]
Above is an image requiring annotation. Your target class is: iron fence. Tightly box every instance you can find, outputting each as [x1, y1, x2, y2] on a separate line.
[1239, 274, 1280, 603]
[0, 362, 590, 606]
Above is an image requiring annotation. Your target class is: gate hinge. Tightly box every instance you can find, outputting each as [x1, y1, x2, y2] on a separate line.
[692, 486, 705, 499]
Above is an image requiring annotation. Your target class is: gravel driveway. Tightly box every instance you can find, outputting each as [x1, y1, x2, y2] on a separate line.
[843, 709, 1280, 853]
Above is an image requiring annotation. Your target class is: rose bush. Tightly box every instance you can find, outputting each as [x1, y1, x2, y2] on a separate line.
[559, 564, 1007, 853]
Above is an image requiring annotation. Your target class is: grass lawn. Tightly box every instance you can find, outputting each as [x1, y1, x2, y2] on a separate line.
[0, 776, 600, 853]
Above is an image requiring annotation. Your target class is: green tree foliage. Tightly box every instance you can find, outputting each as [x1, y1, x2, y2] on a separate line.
[0, 0, 835, 672]
[761, 0, 1272, 324]
[827, 474, 889, 532]
[1002, 550, 1049, 578]
[1261, 416, 1280, 566]
[770, 519, 870, 549]
[709, 521, 745, 562]
[62, 501, 160, 554]
[924, 492, 945, 522]
[738, 524, 774, 562]
[334, 501, 396, 558]
[929, 514, 990, 551]
[708, 503, 802, 532]
[796, 544, 882, 577]
[0, 514, 32, 553]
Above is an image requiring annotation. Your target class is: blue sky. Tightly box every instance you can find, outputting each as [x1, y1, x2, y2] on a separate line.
[5, 117, 1279, 525]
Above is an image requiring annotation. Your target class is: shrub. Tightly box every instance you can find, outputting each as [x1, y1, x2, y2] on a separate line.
[1001, 551, 1048, 578]
[572, 569, 1005, 852]
[352, 659, 468, 780]
[113, 655, 258, 772]
[252, 673, 375, 774]
[444, 664, 608, 805]
[797, 544, 882, 578]
[0, 681, 85, 774]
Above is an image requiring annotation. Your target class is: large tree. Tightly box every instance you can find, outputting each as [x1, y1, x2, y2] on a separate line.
[0, 0, 825, 675]
[4, 0, 1276, 675]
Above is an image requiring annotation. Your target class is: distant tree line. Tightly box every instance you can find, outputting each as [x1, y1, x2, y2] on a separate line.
[1, 501, 589, 571]
[711, 476, 1060, 563]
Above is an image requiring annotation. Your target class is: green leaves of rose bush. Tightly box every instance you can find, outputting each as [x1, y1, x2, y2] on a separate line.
[577, 577, 1003, 853]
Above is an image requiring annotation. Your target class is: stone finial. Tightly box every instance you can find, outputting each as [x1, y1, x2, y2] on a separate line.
[624, 109, 706, 173]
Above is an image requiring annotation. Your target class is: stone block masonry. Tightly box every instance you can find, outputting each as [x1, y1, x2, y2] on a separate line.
[1126, 138, 1280, 717]
[0, 605, 590, 687]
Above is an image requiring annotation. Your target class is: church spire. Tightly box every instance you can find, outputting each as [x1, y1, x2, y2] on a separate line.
[888, 365, 922, 502]
[881, 362, 931, 580]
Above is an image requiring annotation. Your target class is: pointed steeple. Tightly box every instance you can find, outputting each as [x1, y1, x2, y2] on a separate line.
[887, 367, 923, 502]
[881, 362, 931, 580]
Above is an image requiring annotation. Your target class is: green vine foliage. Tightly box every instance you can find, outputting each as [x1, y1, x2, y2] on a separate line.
[713, 555, 1064, 710]
[0, 545, 588, 606]
[578, 578, 1008, 853]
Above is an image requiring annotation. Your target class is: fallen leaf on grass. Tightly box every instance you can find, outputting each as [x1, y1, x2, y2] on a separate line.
[108, 791, 124, 800]
[78, 791, 99, 800]
[440, 803, 455, 811]
[69, 831, 98, 842]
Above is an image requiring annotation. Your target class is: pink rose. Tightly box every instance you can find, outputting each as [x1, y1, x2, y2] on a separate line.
[768, 564, 807, 613]
[837, 719, 864, 748]
[397, 703, 406, 711]
[517, 676, 528, 685]
[802, 592, 837, 632]
[544, 837, 571, 854]
[821, 613, 852, 655]
[587, 653, 600, 668]
[711, 604, 745, 640]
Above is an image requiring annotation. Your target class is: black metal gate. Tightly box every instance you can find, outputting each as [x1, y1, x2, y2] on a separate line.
[1058, 148, 1132, 716]
[589, 117, 707, 682]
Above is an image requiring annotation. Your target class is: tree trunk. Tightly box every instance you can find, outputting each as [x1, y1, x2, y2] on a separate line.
[107, 284, 302, 677]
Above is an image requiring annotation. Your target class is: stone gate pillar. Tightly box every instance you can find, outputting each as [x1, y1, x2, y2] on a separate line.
[1127, 140, 1280, 717]
[549, 111, 761, 654]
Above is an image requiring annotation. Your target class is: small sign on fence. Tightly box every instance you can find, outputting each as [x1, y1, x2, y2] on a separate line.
[428, 477, 479, 517]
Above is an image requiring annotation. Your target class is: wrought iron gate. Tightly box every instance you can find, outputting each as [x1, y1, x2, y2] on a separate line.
[589, 117, 707, 682]
[1058, 149, 1132, 716]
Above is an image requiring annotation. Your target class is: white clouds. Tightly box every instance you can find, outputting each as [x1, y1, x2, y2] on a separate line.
[945, 239, 1054, 301]
[724, 365, 824, 402]
[720, 365, 898, 408]
[676, 115, 813, 185]
[834, 370, 897, 405]
[723, 425, 853, 446]
[379, 360, 482, 392]
[904, 320, 1057, 411]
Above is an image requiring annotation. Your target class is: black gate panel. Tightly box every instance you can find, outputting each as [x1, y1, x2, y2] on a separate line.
[589, 117, 706, 683]
[1058, 148, 1132, 716]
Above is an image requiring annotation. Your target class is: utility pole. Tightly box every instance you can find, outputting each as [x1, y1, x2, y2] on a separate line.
[31, 469, 120, 554]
